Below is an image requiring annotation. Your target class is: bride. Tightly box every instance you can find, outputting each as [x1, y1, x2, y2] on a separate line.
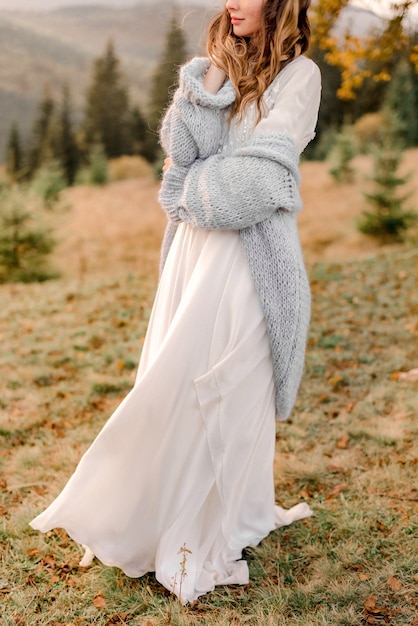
[30, 0, 321, 604]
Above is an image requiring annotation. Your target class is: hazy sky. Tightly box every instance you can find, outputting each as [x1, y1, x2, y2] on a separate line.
[0, 0, 215, 8]
[352, 0, 418, 18]
[0, 0, 416, 19]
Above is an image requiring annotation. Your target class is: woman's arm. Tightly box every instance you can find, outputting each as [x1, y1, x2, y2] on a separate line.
[160, 57, 235, 168]
[159, 131, 301, 230]
[159, 57, 321, 230]
[256, 57, 321, 154]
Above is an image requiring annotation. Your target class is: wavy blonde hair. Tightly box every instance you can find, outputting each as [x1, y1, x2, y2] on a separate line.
[206, 0, 312, 122]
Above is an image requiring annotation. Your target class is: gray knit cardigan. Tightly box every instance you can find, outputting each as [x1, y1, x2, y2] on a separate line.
[158, 57, 311, 420]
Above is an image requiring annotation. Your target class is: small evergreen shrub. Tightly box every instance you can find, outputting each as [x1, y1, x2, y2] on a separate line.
[76, 144, 109, 186]
[328, 125, 357, 183]
[31, 160, 67, 208]
[358, 115, 417, 241]
[353, 112, 386, 153]
[0, 185, 58, 283]
[307, 126, 339, 162]
[88, 143, 109, 185]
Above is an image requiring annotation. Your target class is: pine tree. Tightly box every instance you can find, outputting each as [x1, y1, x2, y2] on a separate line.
[56, 85, 80, 185]
[87, 142, 109, 185]
[328, 125, 357, 183]
[148, 15, 188, 132]
[84, 40, 132, 158]
[358, 114, 417, 241]
[6, 122, 23, 182]
[0, 186, 57, 283]
[384, 57, 418, 148]
[28, 89, 55, 176]
[130, 105, 158, 163]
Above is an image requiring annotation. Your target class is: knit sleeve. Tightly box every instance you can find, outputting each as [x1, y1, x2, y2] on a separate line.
[255, 56, 321, 154]
[158, 132, 301, 230]
[160, 57, 236, 167]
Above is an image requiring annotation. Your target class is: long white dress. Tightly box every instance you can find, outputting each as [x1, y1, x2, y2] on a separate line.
[30, 57, 321, 604]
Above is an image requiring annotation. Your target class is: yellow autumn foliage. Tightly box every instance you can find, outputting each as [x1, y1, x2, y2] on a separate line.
[311, 0, 418, 99]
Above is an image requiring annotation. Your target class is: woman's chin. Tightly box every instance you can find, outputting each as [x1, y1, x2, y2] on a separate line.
[232, 24, 247, 36]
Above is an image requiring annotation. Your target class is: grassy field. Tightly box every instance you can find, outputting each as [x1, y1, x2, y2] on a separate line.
[1, 156, 418, 625]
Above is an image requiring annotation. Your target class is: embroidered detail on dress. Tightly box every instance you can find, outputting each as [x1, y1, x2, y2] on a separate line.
[221, 74, 281, 157]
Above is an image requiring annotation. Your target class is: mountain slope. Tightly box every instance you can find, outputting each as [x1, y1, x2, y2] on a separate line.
[0, 3, 212, 159]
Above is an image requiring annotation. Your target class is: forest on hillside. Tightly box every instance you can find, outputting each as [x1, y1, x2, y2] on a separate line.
[0, 2, 211, 159]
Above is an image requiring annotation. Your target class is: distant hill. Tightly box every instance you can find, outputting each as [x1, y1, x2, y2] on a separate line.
[0, 2, 213, 160]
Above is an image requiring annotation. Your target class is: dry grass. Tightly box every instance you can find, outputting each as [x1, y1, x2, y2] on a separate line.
[108, 156, 156, 183]
[1, 153, 418, 625]
[298, 149, 418, 263]
[54, 177, 166, 281]
[51, 149, 418, 283]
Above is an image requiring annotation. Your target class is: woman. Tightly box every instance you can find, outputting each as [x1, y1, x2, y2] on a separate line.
[30, 0, 321, 604]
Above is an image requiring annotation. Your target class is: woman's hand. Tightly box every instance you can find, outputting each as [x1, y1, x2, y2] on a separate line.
[204, 63, 227, 95]
[163, 157, 173, 172]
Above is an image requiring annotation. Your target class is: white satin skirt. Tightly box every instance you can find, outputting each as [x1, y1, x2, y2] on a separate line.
[30, 224, 312, 603]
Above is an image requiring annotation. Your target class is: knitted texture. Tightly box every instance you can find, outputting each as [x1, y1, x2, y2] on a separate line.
[159, 57, 311, 420]
[160, 57, 236, 167]
[159, 132, 302, 229]
[239, 216, 311, 420]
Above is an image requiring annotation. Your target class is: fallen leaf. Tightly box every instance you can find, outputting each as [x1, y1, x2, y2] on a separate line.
[363, 594, 390, 616]
[93, 593, 107, 608]
[405, 323, 418, 337]
[359, 573, 372, 581]
[105, 614, 130, 624]
[326, 483, 347, 499]
[350, 564, 363, 571]
[327, 464, 344, 473]
[336, 434, 349, 449]
[387, 576, 402, 591]
[41, 554, 57, 568]
[27, 548, 41, 557]
[364, 594, 377, 611]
